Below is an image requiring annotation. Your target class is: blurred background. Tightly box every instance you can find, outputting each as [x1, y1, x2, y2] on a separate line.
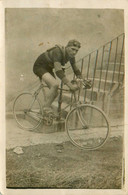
[5, 8, 124, 110]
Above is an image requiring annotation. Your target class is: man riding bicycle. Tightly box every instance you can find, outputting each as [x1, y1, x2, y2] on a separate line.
[33, 39, 82, 113]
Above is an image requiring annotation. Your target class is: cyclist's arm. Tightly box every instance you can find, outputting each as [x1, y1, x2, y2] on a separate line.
[51, 48, 68, 83]
[52, 49, 78, 91]
[54, 62, 78, 91]
[54, 62, 69, 84]
[70, 58, 82, 78]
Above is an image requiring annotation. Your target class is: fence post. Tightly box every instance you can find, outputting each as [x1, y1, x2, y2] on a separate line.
[57, 81, 63, 120]
[90, 50, 99, 101]
[111, 37, 119, 88]
[84, 54, 91, 103]
[98, 45, 105, 92]
[78, 59, 84, 101]
[118, 34, 125, 83]
[104, 41, 112, 92]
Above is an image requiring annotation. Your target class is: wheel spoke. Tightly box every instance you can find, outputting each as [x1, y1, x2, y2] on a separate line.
[66, 104, 110, 150]
[76, 108, 88, 128]
[13, 93, 42, 130]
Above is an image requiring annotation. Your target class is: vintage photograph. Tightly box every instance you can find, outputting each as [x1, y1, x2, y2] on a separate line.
[5, 8, 124, 189]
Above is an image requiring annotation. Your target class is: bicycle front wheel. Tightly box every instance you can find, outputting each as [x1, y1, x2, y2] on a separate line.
[13, 93, 42, 130]
[65, 104, 110, 150]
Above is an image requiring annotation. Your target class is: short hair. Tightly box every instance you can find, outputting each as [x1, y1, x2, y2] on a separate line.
[67, 39, 81, 48]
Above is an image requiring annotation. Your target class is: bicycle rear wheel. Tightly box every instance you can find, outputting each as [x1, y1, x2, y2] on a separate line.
[13, 93, 42, 130]
[65, 104, 110, 150]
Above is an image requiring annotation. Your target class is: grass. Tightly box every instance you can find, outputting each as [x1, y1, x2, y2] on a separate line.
[6, 136, 123, 189]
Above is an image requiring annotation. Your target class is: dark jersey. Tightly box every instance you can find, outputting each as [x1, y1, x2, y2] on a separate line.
[33, 46, 81, 80]
[34, 46, 75, 67]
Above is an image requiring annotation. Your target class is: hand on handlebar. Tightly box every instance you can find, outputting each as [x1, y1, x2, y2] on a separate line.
[70, 84, 79, 92]
[66, 81, 79, 92]
[83, 79, 92, 89]
[66, 78, 92, 92]
[72, 78, 92, 89]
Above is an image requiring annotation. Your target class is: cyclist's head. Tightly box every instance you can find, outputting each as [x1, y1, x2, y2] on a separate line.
[66, 39, 81, 49]
[66, 39, 81, 58]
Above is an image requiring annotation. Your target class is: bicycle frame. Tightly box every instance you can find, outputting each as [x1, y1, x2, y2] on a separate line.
[13, 78, 110, 150]
[31, 81, 81, 119]
[13, 79, 110, 150]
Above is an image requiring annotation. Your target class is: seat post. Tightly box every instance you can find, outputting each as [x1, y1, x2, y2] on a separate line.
[39, 78, 46, 101]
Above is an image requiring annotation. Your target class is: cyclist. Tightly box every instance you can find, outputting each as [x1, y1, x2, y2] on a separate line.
[33, 39, 82, 113]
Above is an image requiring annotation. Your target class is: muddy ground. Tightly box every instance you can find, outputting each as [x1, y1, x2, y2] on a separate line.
[6, 136, 123, 189]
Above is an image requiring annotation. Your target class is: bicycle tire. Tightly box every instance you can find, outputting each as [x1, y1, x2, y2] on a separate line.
[13, 92, 43, 130]
[65, 104, 110, 150]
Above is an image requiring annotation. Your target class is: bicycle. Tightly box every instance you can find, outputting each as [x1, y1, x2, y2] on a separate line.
[13, 79, 110, 150]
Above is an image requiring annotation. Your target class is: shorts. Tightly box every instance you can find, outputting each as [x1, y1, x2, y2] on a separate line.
[33, 53, 55, 79]
[33, 66, 55, 80]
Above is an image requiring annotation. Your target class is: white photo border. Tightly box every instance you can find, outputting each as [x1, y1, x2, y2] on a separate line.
[0, 0, 128, 195]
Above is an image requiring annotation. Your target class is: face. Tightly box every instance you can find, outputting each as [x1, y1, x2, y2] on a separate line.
[66, 46, 79, 58]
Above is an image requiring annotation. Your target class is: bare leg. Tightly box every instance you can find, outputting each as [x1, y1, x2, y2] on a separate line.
[41, 72, 59, 108]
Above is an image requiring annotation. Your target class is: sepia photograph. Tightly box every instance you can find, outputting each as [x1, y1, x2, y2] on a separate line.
[4, 7, 125, 190]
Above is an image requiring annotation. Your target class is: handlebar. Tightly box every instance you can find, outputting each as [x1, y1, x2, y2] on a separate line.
[41, 78, 92, 92]
[71, 78, 92, 89]
[58, 78, 92, 92]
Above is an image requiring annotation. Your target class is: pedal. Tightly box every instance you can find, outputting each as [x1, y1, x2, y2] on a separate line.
[43, 110, 53, 116]
[43, 113, 53, 126]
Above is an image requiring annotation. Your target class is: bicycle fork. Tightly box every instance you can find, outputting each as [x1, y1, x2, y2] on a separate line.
[73, 92, 89, 129]
[76, 109, 89, 129]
